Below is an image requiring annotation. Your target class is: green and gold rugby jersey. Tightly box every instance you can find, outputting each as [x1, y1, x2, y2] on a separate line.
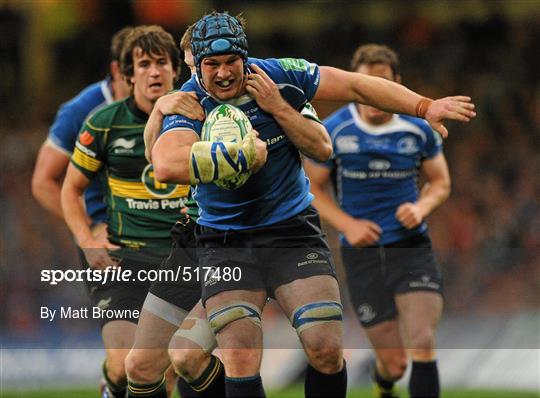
[71, 97, 189, 253]
[184, 194, 199, 221]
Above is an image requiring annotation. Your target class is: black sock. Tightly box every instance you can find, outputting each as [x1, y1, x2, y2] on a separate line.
[409, 360, 440, 398]
[177, 378, 196, 398]
[373, 367, 396, 391]
[305, 361, 347, 398]
[102, 361, 127, 398]
[127, 378, 167, 398]
[177, 355, 226, 397]
[225, 374, 265, 397]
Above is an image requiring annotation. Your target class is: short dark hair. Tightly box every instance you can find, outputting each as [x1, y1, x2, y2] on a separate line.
[110, 26, 134, 61]
[350, 44, 400, 78]
[120, 25, 180, 80]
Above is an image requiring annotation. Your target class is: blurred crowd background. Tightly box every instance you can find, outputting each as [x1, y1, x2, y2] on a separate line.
[0, 0, 538, 342]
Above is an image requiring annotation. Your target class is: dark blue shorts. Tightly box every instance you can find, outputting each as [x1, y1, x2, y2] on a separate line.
[341, 233, 443, 327]
[196, 206, 337, 303]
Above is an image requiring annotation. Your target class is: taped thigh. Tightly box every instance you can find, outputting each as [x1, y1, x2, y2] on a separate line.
[143, 292, 189, 326]
[290, 301, 343, 334]
[207, 301, 261, 334]
[173, 317, 217, 353]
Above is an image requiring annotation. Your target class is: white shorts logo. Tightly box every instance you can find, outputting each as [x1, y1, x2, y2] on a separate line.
[204, 267, 220, 287]
[96, 297, 112, 310]
[409, 275, 440, 290]
[297, 252, 327, 267]
[357, 304, 376, 323]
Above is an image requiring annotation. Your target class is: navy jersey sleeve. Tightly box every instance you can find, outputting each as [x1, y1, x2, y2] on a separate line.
[251, 58, 320, 101]
[48, 100, 91, 154]
[161, 114, 203, 137]
[160, 85, 204, 138]
[420, 121, 443, 159]
[48, 81, 106, 154]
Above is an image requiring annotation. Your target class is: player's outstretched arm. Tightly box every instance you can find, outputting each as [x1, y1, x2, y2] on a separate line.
[316, 66, 476, 138]
[31, 143, 70, 219]
[246, 64, 332, 161]
[144, 91, 203, 163]
[152, 130, 199, 184]
[61, 164, 119, 269]
[304, 160, 381, 246]
[396, 153, 451, 229]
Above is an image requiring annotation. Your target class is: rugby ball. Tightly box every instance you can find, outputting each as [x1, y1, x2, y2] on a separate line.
[201, 104, 253, 190]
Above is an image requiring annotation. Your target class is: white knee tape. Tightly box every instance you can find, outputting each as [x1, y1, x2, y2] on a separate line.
[173, 317, 217, 353]
[143, 292, 189, 326]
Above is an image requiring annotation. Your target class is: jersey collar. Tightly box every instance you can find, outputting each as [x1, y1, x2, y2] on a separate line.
[349, 103, 398, 135]
[127, 96, 149, 121]
[101, 77, 114, 104]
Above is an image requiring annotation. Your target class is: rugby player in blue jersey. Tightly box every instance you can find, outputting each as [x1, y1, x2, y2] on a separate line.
[146, 12, 475, 398]
[305, 44, 450, 398]
[124, 26, 227, 398]
[32, 26, 132, 225]
[31, 27, 134, 397]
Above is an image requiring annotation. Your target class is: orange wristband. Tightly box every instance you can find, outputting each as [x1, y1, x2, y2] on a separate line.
[415, 98, 433, 119]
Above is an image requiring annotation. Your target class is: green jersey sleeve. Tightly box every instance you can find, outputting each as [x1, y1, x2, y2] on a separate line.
[71, 120, 105, 179]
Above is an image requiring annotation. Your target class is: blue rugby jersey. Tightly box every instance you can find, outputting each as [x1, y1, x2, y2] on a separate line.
[47, 79, 114, 223]
[161, 57, 321, 229]
[322, 103, 442, 246]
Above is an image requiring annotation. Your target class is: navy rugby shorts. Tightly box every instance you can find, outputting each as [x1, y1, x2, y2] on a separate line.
[148, 218, 201, 313]
[196, 206, 337, 303]
[77, 247, 155, 328]
[341, 232, 443, 327]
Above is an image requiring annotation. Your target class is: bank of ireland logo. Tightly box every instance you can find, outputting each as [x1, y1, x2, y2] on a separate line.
[141, 164, 178, 198]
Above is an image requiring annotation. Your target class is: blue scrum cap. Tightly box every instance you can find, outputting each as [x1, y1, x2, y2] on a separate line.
[191, 12, 248, 75]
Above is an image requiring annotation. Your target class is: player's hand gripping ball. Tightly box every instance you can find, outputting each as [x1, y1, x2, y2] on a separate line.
[202, 104, 253, 190]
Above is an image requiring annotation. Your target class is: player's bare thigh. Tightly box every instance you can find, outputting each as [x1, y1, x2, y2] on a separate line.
[275, 275, 343, 373]
[395, 291, 443, 360]
[364, 319, 407, 380]
[102, 320, 137, 383]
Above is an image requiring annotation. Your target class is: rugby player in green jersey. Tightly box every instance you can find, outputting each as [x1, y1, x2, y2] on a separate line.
[61, 26, 219, 398]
